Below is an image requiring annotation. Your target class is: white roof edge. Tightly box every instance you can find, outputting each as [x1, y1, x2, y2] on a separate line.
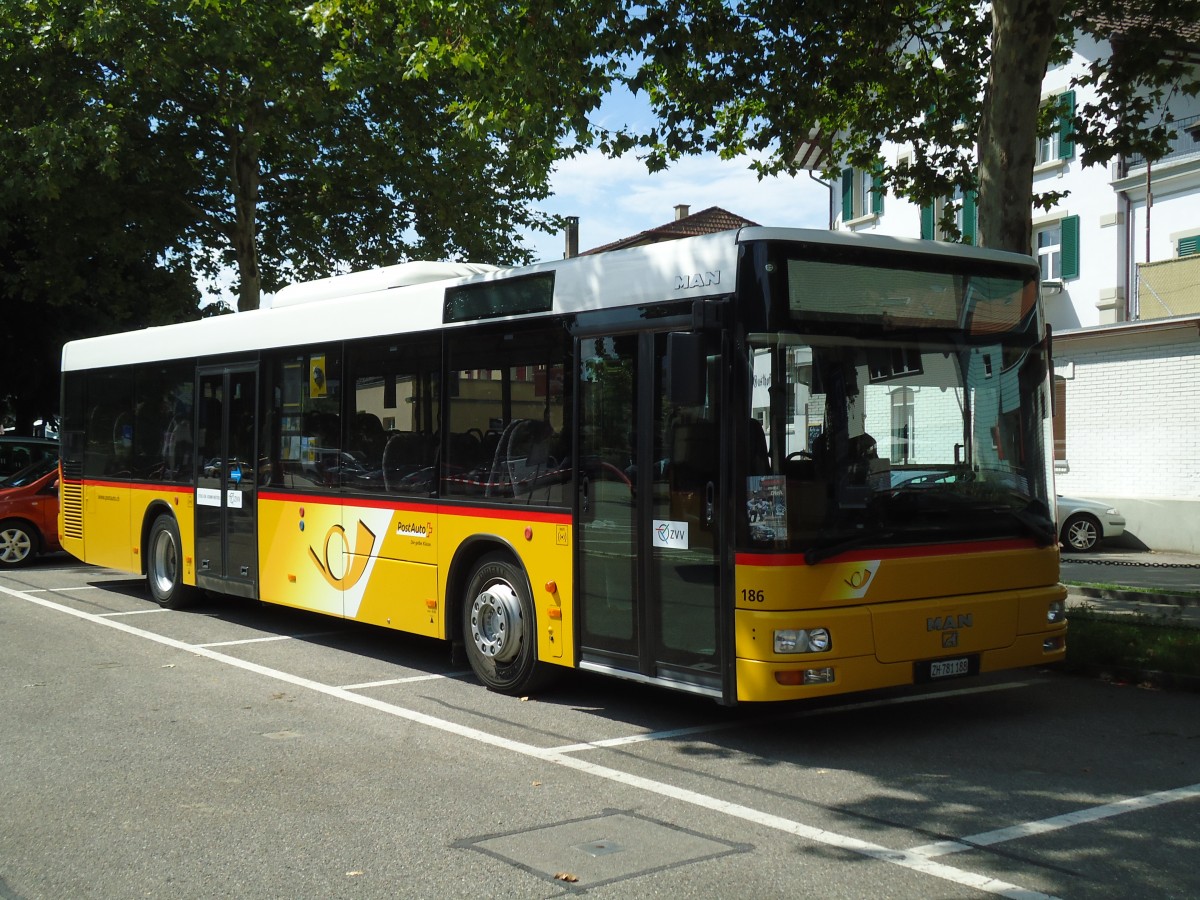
[271, 261, 502, 308]
[739, 226, 1039, 268]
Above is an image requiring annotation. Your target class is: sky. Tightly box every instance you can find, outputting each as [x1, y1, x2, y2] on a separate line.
[235, 88, 832, 306]
[522, 149, 833, 263]
[521, 85, 831, 262]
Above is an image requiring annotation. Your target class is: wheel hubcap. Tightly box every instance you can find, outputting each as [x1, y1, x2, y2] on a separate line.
[0, 528, 31, 563]
[470, 581, 522, 663]
[151, 531, 178, 594]
[1067, 521, 1097, 550]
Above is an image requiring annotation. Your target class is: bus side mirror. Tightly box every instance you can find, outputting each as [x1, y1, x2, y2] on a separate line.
[667, 332, 706, 407]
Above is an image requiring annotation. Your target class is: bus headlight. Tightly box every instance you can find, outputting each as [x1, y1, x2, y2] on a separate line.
[1047, 599, 1066, 624]
[774, 627, 831, 654]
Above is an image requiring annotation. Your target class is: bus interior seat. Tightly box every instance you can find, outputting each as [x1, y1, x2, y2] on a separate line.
[382, 431, 432, 491]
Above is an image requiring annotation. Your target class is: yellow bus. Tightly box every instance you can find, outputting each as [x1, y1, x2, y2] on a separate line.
[59, 227, 1065, 702]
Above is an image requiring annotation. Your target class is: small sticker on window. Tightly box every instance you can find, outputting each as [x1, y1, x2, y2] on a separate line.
[652, 520, 689, 550]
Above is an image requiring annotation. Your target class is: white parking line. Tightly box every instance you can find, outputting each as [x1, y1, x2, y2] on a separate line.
[548, 682, 1030, 753]
[21, 586, 100, 592]
[911, 783, 1200, 858]
[99, 608, 173, 616]
[195, 631, 340, 648]
[16, 582, 1180, 900]
[340, 672, 472, 690]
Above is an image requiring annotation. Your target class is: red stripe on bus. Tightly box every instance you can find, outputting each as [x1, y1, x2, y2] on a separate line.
[257, 490, 570, 524]
[735, 538, 1039, 567]
[67, 479, 195, 494]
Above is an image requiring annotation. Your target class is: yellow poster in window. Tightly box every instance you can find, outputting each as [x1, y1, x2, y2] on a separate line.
[310, 355, 327, 398]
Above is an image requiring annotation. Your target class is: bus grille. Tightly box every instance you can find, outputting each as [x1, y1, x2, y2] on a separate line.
[61, 481, 84, 541]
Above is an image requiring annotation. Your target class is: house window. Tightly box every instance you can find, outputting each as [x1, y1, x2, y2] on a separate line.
[1037, 131, 1060, 166]
[1037, 91, 1075, 165]
[1036, 223, 1062, 280]
[920, 187, 977, 244]
[840, 161, 884, 222]
[890, 387, 914, 464]
[1035, 215, 1080, 280]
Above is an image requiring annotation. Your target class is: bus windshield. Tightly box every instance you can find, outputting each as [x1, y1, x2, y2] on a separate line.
[741, 257, 1054, 559]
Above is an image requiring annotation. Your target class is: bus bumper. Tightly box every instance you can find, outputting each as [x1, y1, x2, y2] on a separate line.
[733, 586, 1068, 702]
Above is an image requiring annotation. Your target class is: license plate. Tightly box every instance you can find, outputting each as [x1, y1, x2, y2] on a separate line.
[929, 657, 970, 679]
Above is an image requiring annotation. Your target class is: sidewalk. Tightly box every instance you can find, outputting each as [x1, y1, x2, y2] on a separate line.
[1060, 548, 1200, 627]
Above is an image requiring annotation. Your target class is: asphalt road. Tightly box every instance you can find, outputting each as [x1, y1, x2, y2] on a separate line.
[3, 556, 1199, 900]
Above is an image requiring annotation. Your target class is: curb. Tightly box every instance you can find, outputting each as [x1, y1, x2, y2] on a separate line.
[1058, 663, 1200, 693]
[1066, 585, 1200, 609]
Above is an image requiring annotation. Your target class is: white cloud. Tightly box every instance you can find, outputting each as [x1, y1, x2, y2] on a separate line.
[525, 150, 833, 262]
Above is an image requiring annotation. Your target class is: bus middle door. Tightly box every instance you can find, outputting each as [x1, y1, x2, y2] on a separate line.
[195, 365, 259, 599]
[577, 329, 725, 698]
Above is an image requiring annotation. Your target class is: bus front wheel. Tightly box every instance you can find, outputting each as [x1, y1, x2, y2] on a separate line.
[147, 514, 196, 609]
[461, 553, 553, 695]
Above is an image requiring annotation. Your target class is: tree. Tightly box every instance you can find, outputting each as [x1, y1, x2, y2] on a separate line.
[0, 0, 202, 431]
[0, 0, 620, 424]
[609, 0, 1200, 254]
[2, 0, 621, 321]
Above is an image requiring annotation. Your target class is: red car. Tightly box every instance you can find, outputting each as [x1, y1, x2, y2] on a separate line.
[0, 457, 61, 567]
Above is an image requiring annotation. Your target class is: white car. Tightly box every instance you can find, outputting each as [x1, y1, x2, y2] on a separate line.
[1056, 496, 1126, 552]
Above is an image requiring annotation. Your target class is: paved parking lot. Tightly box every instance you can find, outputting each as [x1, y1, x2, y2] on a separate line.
[3, 556, 1199, 899]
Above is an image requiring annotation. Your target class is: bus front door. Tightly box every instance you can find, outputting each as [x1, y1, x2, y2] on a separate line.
[195, 366, 259, 599]
[577, 331, 724, 698]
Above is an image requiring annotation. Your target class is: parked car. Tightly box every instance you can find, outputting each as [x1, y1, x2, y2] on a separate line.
[0, 435, 58, 478]
[1056, 495, 1126, 552]
[0, 456, 61, 567]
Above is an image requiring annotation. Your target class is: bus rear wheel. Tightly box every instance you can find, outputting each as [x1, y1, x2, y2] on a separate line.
[461, 553, 554, 695]
[147, 514, 196, 609]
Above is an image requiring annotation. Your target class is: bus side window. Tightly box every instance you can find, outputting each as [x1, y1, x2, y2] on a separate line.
[344, 337, 439, 496]
[443, 324, 572, 506]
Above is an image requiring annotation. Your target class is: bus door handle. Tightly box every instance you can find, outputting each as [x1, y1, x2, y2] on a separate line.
[704, 481, 715, 526]
[582, 475, 590, 514]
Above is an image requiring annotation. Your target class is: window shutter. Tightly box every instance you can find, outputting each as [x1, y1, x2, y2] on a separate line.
[1057, 90, 1075, 160]
[920, 204, 935, 240]
[962, 190, 977, 245]
[841, 168, 854, 221]
[1060, 215, 1080, 279]
[1179, 235, 1199, 257]
[871, 162, 884, 216]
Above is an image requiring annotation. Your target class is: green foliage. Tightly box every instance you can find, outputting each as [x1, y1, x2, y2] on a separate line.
[1065, 607, 1200, 679]
[0, 0, 618, 424]
[611, 0, 1200, 252]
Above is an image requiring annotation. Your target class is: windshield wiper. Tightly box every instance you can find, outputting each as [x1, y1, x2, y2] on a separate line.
[804, 528, 895, 566]
[1006, 503, 1057, 546]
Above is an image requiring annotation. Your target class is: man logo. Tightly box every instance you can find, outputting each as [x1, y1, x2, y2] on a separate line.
[927, 614, 973, 631]
[309, 520, 377, 589]
[675, 271, 721, 290]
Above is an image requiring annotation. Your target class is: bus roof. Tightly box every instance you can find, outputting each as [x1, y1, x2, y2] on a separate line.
[60, 227, 1037, 372]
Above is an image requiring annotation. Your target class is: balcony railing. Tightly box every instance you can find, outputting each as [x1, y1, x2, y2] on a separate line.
[1136, 255, 1200, 320]
[1126, 113, 1200, 169]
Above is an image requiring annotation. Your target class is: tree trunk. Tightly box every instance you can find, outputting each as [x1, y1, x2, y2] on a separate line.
[228, 122, 262, 312]
[977, 0, 1067, 254]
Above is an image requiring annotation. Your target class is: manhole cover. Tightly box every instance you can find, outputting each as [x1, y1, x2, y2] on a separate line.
[456, 809, 749, 889]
